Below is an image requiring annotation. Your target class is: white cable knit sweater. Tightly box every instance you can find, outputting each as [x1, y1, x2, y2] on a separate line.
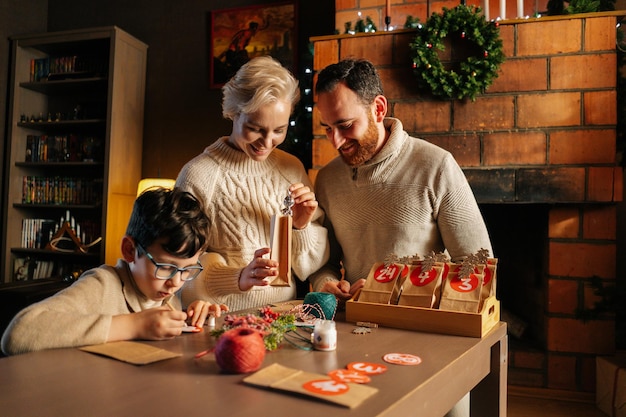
[176, 137, 329, 312]
[309, 118, 492, 291]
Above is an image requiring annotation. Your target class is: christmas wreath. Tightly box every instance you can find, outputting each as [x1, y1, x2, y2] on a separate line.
[409, 4, 505, 101]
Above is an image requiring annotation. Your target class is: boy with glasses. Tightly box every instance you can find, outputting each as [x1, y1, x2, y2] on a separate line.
[2, 188, 228, 355]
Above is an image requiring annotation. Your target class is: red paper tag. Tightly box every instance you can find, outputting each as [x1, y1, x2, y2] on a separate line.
[449, 274, 480, 292]
[328, 369, 371, 384]
[182, 325, 202, 333]
[409, 264, 439, 286]
[383, 353, 422, 366]
[373, 264, 403, 283]
[302, 379, 350, 396]
[347, 361, 388, 375]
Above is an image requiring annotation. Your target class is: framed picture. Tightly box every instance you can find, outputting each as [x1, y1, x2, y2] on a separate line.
[209, 1, 297, 88]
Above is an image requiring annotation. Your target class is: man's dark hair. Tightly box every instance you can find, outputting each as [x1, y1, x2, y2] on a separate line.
[126, 187, 210, 258]
[315, 58, 384, 105]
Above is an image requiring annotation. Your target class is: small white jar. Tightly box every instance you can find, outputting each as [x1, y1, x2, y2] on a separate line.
[311, 320, 337, 351]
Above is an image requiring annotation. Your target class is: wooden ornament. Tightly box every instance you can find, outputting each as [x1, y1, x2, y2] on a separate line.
[46, 222, 98, 254]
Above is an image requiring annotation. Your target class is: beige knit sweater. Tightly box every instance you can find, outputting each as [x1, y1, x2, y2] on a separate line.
[176, 138, 329, 312]
[309, 118, 493, 291]
[1, 259, 171, 355]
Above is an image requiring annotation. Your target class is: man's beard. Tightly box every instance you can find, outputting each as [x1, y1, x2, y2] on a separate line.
[341, 112, 379, 166]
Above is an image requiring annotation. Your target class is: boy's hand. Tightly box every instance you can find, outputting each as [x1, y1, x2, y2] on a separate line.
[140, 307, 187, 339]
[186, 300, 229, 327]
[109, 307, 187, 342]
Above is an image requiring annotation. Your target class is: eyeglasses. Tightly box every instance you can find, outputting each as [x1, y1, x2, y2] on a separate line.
[136, 244, 203, 281]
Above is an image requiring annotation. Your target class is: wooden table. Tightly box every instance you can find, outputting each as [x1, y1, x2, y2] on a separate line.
[0, 318, 507, 417]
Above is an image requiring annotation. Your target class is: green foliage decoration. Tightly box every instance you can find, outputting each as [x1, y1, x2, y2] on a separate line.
[546, 0, 614, 15]
[564, 0, 601, 13]
[210, 306, 297, 351]
[409, 5, 505, 101]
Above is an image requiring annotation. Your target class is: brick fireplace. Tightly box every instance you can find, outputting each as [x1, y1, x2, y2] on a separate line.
[310, 9, 624, 394]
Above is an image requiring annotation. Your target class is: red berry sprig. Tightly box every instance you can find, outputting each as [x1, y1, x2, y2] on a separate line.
[212, 306, 296, 351]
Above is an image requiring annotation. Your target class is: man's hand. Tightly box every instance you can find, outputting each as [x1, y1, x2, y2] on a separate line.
[320, 278, 366, 302]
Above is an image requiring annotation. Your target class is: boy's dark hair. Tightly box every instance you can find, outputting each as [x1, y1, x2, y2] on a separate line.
[315, 58, 384, 105]
[126, 187, 210, 258]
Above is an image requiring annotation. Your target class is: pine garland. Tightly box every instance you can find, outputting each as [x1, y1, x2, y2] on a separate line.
[409, 5, 505, 101]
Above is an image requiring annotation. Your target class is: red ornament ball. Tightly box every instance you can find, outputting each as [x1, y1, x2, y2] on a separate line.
[214, 328, 266, 374]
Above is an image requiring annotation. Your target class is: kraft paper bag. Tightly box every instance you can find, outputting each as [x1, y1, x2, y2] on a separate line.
[398, 261, 444, 308]
[438, 266, 484, 313]
[244, 363, 378, 409]
[358, 262, 407, 304]
[269, 214, 292, 286]
[480, 258, 498, 301]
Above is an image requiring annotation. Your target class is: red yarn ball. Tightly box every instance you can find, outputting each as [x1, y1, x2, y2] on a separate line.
[214, 328, 266, 374]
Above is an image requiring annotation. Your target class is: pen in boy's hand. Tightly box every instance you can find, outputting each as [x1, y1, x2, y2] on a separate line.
[165, 297, 203, 332]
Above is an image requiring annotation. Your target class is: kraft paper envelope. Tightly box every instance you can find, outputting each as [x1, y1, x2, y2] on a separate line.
[79, 341, 181, 365]
[244, 363, 378, 408]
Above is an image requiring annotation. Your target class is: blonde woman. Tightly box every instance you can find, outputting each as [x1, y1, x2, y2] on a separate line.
[176, 56, 328, 312]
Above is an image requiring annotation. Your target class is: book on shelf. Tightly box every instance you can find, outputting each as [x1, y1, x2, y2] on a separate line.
[29, 55, 108, 82]
[30, 58, 50, 82]
[21, 218, 56, 249]
[24, 134, 103, 163]
[13, 256, 55, 281]
[21, 175, 103, 205]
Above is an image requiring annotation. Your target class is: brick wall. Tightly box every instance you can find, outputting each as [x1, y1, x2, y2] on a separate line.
[310, 11, 625, 392]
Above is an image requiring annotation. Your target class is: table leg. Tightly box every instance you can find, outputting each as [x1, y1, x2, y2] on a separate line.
[470, 333, 508, 417]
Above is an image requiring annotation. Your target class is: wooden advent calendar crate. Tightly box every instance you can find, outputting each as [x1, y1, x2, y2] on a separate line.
[345, 294, 501, 338]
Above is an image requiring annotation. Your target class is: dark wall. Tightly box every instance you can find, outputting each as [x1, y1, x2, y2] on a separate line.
[46, 0, 335, 179]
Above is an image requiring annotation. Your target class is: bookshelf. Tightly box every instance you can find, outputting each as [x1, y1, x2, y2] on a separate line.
[1, 26, 147, 283]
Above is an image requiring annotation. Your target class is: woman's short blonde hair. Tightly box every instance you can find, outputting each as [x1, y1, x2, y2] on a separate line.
[222, 56, 300, 120]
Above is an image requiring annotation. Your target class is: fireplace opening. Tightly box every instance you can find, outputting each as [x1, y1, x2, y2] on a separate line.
[480, 204, 549, 349]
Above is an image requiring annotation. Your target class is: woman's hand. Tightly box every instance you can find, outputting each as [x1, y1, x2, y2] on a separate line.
[289, 183, 318, 230]
[186, 300, 229, 327]
[239, 247, 279, 291]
